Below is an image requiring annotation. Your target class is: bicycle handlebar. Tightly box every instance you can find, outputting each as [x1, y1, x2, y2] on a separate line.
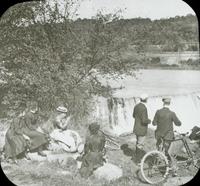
[174, 130, 189, 137]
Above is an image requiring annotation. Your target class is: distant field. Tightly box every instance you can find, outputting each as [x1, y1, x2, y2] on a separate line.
[147, 51, 199, 65]
[147, 51, 199, 57]
[121, 49, 199, 67]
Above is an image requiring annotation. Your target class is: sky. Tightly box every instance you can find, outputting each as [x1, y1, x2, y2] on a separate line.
[76, 0, 195, 20]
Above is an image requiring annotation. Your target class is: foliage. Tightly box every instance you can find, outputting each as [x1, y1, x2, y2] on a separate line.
[180, 59, 200, 68]
[0, 0, 135, 121]
[0, 1, 198, 120]
[75, 14, 199, 52]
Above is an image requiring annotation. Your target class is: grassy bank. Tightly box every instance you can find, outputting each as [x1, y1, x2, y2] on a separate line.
[0, 119, 199, 186]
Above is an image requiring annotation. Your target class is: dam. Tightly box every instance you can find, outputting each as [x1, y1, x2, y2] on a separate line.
[94, 69, 200, 135]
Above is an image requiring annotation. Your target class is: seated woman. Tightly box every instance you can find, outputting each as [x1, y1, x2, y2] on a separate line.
[41, 106, 82, 153]
[4, 112, 29, 163]
[21, 103, 49, 157]
[79, 122, 106, 178]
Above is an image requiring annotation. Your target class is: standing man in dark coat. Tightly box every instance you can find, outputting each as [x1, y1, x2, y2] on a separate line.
[152, 97, 181, 162]
[133, 93, 151, 164]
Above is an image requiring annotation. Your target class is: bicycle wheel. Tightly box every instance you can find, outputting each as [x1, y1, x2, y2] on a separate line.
[140, 150, 169, 184]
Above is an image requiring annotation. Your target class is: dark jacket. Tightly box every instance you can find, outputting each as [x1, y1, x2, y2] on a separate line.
[4, 117, 27, 158]
[21, 112, 48, 150]
[79, 131, 106, 178]
[152, 107, 181, 140]
[133, 102, 151, 136]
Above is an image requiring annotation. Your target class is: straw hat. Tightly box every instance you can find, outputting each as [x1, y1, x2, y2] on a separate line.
[56, 106, 68, 113]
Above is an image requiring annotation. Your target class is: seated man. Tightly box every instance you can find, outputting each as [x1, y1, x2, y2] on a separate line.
[79, 122, 106, 178]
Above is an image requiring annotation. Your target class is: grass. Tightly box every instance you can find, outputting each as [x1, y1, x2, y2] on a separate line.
[0, 126, 155, 186]
[1, 119, 199, 186]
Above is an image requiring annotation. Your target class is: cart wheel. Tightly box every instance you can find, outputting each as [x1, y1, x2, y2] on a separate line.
[140, 150, 169, 184]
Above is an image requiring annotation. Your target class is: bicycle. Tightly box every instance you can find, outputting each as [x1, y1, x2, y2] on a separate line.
[140, 131, 200, 184]
[100, 130, 121, 151]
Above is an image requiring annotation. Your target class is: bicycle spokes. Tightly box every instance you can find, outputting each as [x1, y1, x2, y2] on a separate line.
[141, 150, 169, 184]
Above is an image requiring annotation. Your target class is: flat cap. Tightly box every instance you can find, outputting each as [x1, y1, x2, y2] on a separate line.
[162, 97, 171, 103]
[140, 93, 148, 101]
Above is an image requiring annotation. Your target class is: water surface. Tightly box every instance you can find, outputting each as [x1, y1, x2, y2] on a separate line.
[96, 70, 200, 135]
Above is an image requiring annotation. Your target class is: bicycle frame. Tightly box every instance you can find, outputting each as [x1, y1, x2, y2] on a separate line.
[140, 132, 200, 184]
[157, 134, 196, 168]
[171, 137, 193, 158]
[169, 134, 199, 169]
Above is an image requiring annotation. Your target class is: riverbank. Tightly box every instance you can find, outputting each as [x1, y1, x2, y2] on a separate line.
[135, 65, 200, 71]
[1, 124, 199, 186]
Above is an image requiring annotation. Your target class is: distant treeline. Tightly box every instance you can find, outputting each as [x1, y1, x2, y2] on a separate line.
[74, 14, 199, 52]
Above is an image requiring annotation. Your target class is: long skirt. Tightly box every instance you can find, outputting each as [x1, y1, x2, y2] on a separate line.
[22, 128, 48, 151]
[79, 151, 105, 178]
[4, 129, 27, 159]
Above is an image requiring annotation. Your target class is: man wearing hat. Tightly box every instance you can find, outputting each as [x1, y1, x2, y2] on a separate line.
[152, 97, 181, 166]
[133, 93, 151, 164]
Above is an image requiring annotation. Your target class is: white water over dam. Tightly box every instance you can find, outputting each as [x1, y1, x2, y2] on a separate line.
[94, 70, 200, 135]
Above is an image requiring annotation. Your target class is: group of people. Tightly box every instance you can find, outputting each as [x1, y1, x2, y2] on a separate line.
[2, 94, 183, 178]
[4, 102, 49, 163]
[2, 101, 106, 178]
[2, 100, 107, 178]
[79, 94, 183, 178]
[133, 93, 182, 168]
[3, 102, 82, 164]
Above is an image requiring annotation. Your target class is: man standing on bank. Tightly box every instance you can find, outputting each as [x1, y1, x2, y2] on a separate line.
[133, 93, 151, 164]
[152, 97, 181, 164]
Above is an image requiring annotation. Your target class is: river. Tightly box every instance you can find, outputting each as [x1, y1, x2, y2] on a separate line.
[94, 69, 200, 135]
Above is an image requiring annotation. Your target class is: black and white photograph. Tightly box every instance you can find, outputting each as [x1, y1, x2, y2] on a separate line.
[0, 0, 199, 185]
